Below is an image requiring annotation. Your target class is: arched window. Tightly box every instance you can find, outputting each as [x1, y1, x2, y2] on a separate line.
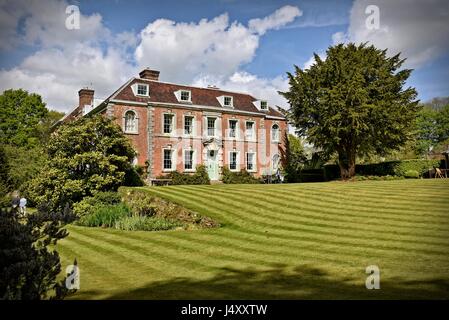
[272, 154, 280, 173]
[271, 124, 280, 142]
[124, 110, 138, 133]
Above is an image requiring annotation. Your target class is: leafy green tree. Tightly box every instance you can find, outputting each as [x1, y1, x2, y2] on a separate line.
[0, 89, 49, 147]
[436, 104, 449, 143]
[281, 133, 307, 182]
[281, 43, 420, 179]
[3, 145, 47, 193]
[37, 110, 65, 143]
[0, 144, 9, 185]
[0, 205, 76, 299]
[414, 102, 449, 156]
[29, 115, 136, 210]
[415, 106, 438, 157]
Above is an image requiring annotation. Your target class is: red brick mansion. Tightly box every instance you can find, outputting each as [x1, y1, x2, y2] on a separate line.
[63, 68, 287, 182]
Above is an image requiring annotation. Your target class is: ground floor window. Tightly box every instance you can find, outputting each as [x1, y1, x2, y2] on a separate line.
[246, 152, 256, 171]
[184, 150, 194, 170]
[272, 154, 280, 173]
[163, 149, 174, 170]
[229, 151, 238, 171]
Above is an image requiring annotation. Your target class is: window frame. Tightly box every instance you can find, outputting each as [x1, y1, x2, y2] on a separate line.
[183, 115, 195, 136]
[223, 96, 233, 107]
[162, 148, 175, 172]
[183, 149, 195, 172]
[180, 90, 191, 102]
[206, 117, 217, 137]
[123, 110, 138, 134]
[271, 123, 280, 143]
[229, 151, 239, 172]
[260, 100, 268, 110]
[245, 120, 256, 141]
[246, 152, 256, 172]
[272, 154, 280, 173]
[136, 83, 149, 96]
[162, 113, 175, 135]
[228, 119, 239, 139]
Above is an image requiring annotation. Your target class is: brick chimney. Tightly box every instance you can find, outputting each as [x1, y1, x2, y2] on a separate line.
[78, 88, 94, 108]
[139, 68, 160, 81]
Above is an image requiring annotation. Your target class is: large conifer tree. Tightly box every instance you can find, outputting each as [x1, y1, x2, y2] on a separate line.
[281, 43, 420, 179]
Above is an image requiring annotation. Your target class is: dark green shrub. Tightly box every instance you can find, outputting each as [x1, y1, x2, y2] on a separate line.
[123, 165, 145, 186]
[404, 170, 420, 179]
[119, 189, 157, 216]
[324, 159, 440, 180]
[160, 165, 210, 185]
[0, 182, 10, 209]
[222, 167, 261, 184]
[76, 203, 130, 227]
[73, 191, 121, 218]
[299, 169, 325, 182]
[91, 191, 122, 205]
[119, 187, 220, 229]
[114, 215, 181, 231]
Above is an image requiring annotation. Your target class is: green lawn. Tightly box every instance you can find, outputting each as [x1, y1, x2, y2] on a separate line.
[57, 179, 449, 299]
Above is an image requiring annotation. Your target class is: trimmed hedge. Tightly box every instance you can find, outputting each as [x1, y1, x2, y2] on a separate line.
[299, 169, 325, 182]
[159, 165, 210, 185]
[222, 167, 262, 184]
[324, 159, 441, 180]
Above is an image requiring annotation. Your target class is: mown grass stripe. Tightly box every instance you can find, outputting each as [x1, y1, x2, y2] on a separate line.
[147, 187, 449, 255]
[145, 187, 449, 260]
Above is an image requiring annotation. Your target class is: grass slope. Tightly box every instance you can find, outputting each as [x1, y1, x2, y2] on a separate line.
[57, 179, 449, 299]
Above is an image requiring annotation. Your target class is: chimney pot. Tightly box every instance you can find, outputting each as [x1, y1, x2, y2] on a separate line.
[78, 88, 94, 108]
[139, 68, 160, 81]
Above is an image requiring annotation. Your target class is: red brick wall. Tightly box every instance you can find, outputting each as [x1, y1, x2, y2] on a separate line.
[111, 104, 148, 166]
[108, 103, 287, 179]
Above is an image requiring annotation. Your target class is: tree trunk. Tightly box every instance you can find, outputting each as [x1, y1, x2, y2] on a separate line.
[338, 151, 356, 180]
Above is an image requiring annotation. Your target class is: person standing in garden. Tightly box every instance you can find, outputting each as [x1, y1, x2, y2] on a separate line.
[19, 197, 27, 215]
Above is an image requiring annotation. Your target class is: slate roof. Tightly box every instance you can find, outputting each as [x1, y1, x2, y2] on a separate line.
[112, 78, 285, 118]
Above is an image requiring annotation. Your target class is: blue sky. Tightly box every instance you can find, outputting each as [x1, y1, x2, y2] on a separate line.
[0, 0, 448, 111]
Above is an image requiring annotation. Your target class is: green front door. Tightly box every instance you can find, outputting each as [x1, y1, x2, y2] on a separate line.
[207, 150, 218, 180]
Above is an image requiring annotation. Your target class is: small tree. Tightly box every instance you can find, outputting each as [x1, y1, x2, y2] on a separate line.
[0, 89, 49, 148]
[0, 205, 76, 300]
[281, 43, 420, 179]
[280, 133, 307, 182]
[29, 115, 136, 210]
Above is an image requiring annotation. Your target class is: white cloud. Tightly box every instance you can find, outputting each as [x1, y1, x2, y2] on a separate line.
[135, 5, 301, 84]
[135, 14, 259, 84]
[331, 31, 348, 45]
[333, 0, 449, 68]
[0, 0, 108, 49]
[0, 0, 132, 111]
[0, 2, 300, 111]
[193, 71, 289, 109]
[0, 45, 133, 111]
[248, 5, 302, 35]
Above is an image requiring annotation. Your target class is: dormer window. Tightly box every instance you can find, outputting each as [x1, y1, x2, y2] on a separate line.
[252, 100, 269, 111]
[180, 90, 191, 102]
[136, 84, 149, 96]
[174, 89, 192, 103]
[224, 96, 233, 107]
[217, 95, 234, 108]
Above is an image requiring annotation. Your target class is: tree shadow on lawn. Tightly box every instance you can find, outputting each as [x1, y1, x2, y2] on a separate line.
[73, 264, 449, 300]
